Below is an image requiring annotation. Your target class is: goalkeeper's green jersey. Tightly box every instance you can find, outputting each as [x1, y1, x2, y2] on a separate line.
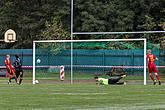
[98, 78, 108, 85]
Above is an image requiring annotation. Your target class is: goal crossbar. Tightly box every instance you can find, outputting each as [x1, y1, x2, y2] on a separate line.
[33, 39, 146, 43]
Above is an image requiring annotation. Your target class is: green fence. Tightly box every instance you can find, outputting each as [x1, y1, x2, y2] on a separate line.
[0, 49, 164, 75]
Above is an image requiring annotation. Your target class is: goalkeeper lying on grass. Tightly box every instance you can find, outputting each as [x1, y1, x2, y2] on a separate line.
[94, 74, 126, 85]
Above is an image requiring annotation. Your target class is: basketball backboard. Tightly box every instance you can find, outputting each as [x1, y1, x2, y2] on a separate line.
[4, 29, 16, 43]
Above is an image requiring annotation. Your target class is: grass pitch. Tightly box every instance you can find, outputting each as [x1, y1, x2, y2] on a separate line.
[0, 79, 165, 110]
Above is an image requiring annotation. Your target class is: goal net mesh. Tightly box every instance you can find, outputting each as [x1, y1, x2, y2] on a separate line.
[72, 41, 145, 84]
[34, 42, 71, 83]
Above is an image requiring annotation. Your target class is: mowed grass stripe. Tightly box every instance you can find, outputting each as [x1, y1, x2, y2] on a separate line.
[0, 83, 165, 110]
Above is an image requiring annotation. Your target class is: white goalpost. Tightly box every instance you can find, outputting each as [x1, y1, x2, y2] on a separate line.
[33, 39, 147, 85]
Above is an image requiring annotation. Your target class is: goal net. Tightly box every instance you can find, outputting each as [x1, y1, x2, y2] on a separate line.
[33, 39, 147, 85]
[33, 41, 71, 84]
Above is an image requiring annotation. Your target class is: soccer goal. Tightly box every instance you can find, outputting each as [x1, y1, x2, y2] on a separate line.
[33, 39, 147, 85]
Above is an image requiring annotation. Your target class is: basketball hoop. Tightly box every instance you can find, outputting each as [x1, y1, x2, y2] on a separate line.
[4, 29, 16, 43]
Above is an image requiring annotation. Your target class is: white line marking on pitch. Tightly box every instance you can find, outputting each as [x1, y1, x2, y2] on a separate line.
[52, 93, 108, 95]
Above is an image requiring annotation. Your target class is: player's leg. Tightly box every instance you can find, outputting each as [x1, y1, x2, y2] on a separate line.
[116, 81, 126, 85]
[13, 74, 18, 84]
[19, 71, 23, 84]
[8, 74, 17, 84]
[115, 75, 127, 85]
[148, 65, 156, 85]
[154, 73, 161, 85]
[153, 65, 161, 85]
[11, 70, 18, 84]
[149, 73, 156, 85]
[6, 69, 12, 84]
[15, 69, 20, 84]
[8, 75, 12, 84]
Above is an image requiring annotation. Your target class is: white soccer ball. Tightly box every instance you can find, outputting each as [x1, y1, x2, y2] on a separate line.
[37, 59, 41, 63]
[35, 80, 39, 84]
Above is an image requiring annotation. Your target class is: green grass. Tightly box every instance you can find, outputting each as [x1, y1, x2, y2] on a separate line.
[0, 80, 165, 110]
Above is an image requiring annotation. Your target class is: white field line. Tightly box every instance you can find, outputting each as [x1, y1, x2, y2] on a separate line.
[52, 92, 108, 95]
[76, 103, 165, 110]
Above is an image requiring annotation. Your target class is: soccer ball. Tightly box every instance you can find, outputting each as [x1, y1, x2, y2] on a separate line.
[37, 59, 41, 63]
[35, 80, 39, 84]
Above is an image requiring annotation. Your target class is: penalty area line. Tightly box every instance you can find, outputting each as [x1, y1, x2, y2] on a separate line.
[52, 93, 108, 95]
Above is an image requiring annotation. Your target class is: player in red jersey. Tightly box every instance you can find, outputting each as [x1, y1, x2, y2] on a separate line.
[146, 49, 161, 85]
[5, 54, 17, 84]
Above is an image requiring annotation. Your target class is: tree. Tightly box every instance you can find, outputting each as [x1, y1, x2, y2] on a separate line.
[40, 17, 70, 40]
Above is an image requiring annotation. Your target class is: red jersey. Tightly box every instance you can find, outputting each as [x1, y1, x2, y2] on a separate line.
[146, 53, 156, 64]
[5, 58, 12, 68]
[5, 58, 15, 75]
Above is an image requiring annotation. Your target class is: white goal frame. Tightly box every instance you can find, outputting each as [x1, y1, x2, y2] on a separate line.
[33, 39, 147, 85]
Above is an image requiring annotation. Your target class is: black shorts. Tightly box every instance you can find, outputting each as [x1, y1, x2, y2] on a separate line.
[15, 68, 23, 78]
[108, 76, 122, 84]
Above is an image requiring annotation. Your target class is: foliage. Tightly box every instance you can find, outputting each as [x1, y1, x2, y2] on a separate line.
[0, 0, 164, 48]
[40, 17, 70, 40]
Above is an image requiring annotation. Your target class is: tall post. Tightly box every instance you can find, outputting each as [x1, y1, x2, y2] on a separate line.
[144, 39, 147, 85]
[70, 0, 74, 84]
[71, 0, 73, 34]
[33, 42, 36, 84]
